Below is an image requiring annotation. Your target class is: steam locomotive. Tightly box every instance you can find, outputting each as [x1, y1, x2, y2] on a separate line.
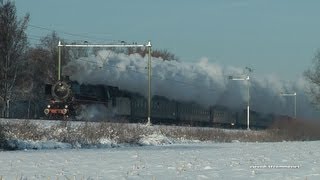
[44, 78, 120, 119]
[44, 78, 291, 129]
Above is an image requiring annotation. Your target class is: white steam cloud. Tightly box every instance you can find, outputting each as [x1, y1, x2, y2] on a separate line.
[63, 50, 319, 120]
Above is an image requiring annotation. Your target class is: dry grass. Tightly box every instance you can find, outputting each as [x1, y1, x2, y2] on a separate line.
[1, 118, 320, 150]
[267, 118, 320, 141]
[155, 119, 320, 142]
[1, 121, 151, 149]
[158, 126, 272, 142]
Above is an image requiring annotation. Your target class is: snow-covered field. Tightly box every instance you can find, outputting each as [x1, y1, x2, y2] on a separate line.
[0, 140, 319, 179]
[1, 119, 319, 179]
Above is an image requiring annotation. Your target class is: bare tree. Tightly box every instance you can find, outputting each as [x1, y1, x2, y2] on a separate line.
[0, 1, 29, 117]
[35, 31, 72, 82]
[304, 50, 320, 108]
[26, 32, 68, 96]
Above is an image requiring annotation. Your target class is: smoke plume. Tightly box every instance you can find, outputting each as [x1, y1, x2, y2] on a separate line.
[63, 50, 318, 120]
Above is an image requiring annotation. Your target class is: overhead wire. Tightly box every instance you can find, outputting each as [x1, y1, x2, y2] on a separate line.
[28, 24, 115, 43]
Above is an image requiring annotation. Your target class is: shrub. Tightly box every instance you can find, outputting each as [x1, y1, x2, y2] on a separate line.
[268, 119, 320, 141]
[0, 123, 8, 150]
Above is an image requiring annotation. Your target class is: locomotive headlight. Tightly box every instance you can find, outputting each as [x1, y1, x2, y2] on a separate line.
[62, 109, 68, 115]
[47, 105, 51, 108]
[65, 105, 68, 109]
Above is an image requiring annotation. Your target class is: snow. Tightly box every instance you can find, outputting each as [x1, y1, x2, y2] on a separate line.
[1, 139, 320, 179]
[6, 139, 72, 150]
[139, 133, 174, 145]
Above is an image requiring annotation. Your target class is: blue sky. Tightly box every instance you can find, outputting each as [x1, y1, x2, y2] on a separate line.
[14, 0, 320, 81]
